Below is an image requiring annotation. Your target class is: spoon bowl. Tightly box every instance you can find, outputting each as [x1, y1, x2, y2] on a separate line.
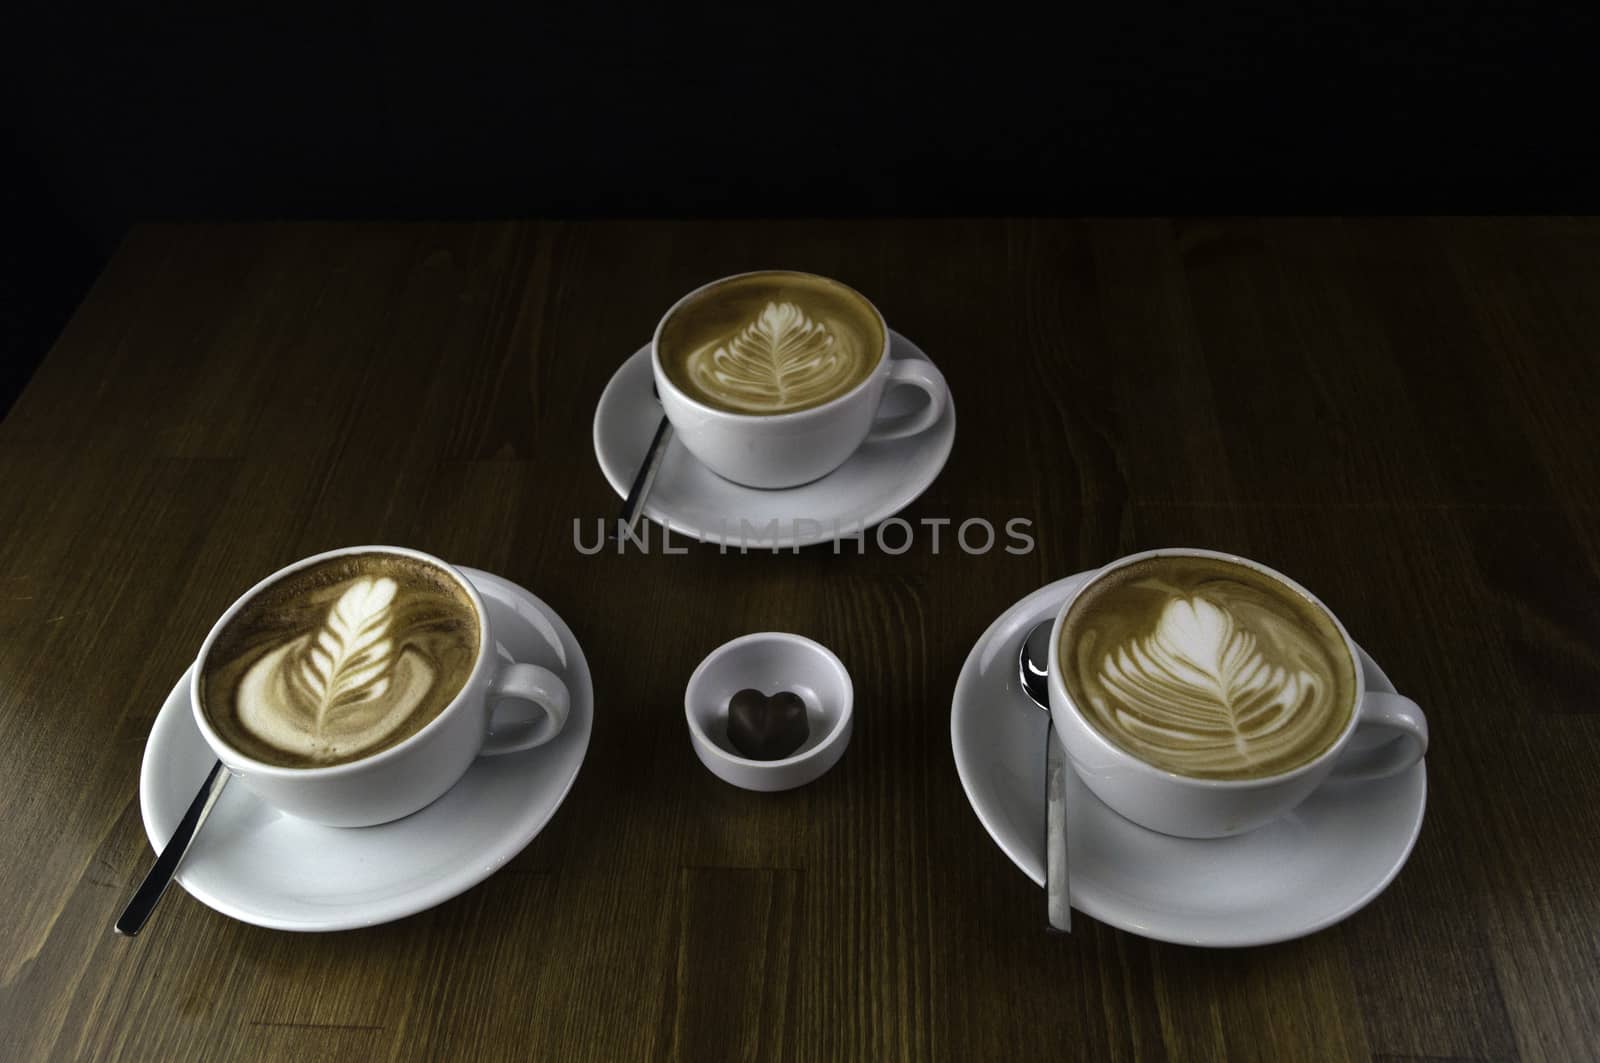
[1019, 620, 1053, 712]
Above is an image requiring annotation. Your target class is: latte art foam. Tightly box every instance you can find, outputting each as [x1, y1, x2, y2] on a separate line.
[658, 272, 883, 414]
[687, 301, 864, 413]
[1059, 556, 1357, 780]
[200, 553, 479, 768]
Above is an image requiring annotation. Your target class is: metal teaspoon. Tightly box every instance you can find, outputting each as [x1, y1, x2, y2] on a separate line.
[1020, 620, 1070, 933]
[614, 382, 672, 543]
[115, 759, 229, 936]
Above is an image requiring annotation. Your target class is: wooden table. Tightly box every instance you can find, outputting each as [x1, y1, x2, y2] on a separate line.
[2, 219, 1596, 1061]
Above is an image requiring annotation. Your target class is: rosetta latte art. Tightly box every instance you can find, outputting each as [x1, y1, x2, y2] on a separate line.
[686, 301, 867, 413]
[201, 553, 478, 768]
[236, 577, 440, 762]
[1095, 597, 1328, 776]
[1060, 556, 1356, 780]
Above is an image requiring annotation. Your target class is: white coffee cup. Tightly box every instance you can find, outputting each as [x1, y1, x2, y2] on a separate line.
[191, 545, 570, 827]
[1047, 548, 1429, 839]
[651, 270, 949, 489]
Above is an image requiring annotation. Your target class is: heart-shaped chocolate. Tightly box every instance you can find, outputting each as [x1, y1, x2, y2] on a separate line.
[726, 688, 810, 761]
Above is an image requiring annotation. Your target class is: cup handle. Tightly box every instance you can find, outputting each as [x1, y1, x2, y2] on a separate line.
[865, 358, 949, 443]
[1328, 691, 1429, 782]
[481, 663, 570, 755]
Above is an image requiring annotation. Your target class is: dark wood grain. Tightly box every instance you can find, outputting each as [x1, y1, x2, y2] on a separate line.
[2, 219, 1597, 1062]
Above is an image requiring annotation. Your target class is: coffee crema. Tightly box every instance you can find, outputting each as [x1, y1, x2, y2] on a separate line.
[199, 553, 480, 769]
[1058, 555, 1357, 780]
[657, 272, 884, 414]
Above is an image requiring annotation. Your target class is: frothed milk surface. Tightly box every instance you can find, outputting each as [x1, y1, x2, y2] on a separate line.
[1059, 556, 1357, 780]
[200, 553, 480, 768]
[658, 272, 884, 414]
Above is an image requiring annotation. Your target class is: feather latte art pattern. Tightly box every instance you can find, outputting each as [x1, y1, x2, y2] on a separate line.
[657, 272, 883, 414]
[1060, 557, 1357, 780]
[686, 301, 867, 413]
[1097, 597, 1326, 774]
[236, 577, 437, 761]
[200, 553, 480, 768]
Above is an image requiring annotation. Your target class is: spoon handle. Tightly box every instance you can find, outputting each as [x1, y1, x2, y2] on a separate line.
[615, 415, 673, 541]
[115, 759, 229, 937]
[1045, 723, 1071, 932]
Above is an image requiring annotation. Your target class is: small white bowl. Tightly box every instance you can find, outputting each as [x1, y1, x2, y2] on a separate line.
[684, 632, 854, 792]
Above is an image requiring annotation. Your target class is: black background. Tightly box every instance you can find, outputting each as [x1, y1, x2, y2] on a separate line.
[2, 4, 1587, 412]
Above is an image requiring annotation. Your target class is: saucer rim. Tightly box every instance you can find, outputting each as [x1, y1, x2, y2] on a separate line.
[950, 571, 1429, 948]
[592, 330, 956, 548]
[138, 566, 592, 932]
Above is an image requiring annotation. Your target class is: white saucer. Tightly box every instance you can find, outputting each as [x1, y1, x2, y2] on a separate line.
[139, 567, 593, 932]
[951, 572, 1428, 948]
[593, 331, 956, 548]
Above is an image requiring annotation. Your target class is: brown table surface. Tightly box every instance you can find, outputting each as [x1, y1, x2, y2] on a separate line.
[2, 219, 1597, 1062]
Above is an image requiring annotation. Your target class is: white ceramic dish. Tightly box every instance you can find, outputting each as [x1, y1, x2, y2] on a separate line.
[650, 270, 949, 489]
[594, 331, 955, 549]
[685, 632, 853, 791]
[138, 566, 592, 931]
[951, 572, 1428, 947]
